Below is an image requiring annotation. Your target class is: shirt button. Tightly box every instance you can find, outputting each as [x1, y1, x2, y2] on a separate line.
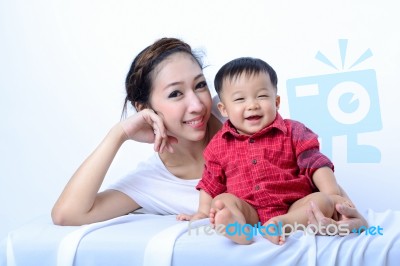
[252, 159, 257, 164]
[255, 185, 260, 191]
[249, 138, 255, 143]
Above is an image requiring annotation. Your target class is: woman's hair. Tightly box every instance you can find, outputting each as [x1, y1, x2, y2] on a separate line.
[122, 37, 203, 118]
[214, 57, 278, 97]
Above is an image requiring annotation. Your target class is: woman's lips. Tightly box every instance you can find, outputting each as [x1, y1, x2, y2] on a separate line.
[183, 116, 205, 128]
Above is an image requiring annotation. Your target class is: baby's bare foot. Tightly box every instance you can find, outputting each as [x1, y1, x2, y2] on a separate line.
[262, 220, 285, 245]
[209, 207, 217, 228]
[211, 200, 252, 244]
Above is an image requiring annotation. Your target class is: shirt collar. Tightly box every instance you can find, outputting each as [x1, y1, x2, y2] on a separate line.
[221, 112, 287, 139]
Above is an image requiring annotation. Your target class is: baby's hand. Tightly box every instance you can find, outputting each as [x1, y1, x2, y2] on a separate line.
[176, 213, 193, 221]
[190, 212, 208, 221]
[176, 212, 208, 221]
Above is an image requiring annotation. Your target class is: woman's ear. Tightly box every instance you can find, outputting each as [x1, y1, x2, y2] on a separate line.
[134, 102, 146, 111]
[217, 102, 229, 118]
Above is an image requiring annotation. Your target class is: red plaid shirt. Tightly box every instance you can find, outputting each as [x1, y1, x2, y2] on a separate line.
[196, 113, 334, 223]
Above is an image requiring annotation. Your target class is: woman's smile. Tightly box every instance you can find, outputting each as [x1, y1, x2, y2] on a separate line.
[183, 116, 206, 129]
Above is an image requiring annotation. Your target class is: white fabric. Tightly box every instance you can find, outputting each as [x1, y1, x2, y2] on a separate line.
[2, 210, 400, 265]
[6, 233, 16, 266]
[143, 218, 209, 266]
[107, 95, 224, 215]
[56, 214, 152, 266]
[173, 209, 400, 266]
[108, 154, 200, 215]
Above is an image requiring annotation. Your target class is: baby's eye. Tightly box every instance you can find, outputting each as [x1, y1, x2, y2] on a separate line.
[258, 94, 268, 98]
[233, 98, 244, 102]
[168, 90, 183, 98]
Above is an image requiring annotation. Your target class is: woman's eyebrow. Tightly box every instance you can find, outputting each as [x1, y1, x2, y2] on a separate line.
[163, 73, 205, 90]
[193, 73, 205, 80]
[164, 81, 182, 90]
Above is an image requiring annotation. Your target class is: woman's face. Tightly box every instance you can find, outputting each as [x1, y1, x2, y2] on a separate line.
[149, 52, 212, 143]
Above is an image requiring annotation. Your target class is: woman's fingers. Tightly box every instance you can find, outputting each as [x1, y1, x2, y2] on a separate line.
[306, 207, 318, 226]
[165, 136, 178, 153]
[158, 135, 177, 153]
[148, 112, 177, 153]
[122, 109, 176, 153]
[336, 203, 358, 218]
[152, 124, 163, 152]
[152, 123, 170, 153]
[308, 201, 369, 235]
[336, 203, 369, 230]
[150, 111, 169, 153]
[308, 201, 326, 223]
[141, 110, 166, 152]
[307, 201, 338, 235]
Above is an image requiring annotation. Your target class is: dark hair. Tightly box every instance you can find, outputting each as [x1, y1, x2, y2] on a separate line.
[122, 37, 203, 118]
[214, 57, 278, 97]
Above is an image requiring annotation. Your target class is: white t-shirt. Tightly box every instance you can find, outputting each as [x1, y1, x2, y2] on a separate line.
[108, 96, 224, 214]
[108, 153, 200, 214]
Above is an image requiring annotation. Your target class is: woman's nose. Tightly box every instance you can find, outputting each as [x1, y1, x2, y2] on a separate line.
[187, 92, 203, 113]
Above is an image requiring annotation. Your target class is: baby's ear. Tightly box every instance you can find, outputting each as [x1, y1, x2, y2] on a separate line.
[275, 95, 281, 110]
[217, 102, 229, 118]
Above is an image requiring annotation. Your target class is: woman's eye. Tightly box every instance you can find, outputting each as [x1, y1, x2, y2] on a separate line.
[168, 90, 183, 98]
[195, 81, 208, 89]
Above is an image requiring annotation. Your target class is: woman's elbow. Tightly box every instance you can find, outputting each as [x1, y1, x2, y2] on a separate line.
[51, 206, 68, 225]
[51, 206, 81, 226]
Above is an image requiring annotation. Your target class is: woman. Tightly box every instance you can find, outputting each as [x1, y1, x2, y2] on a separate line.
[51, 37, 366, 233]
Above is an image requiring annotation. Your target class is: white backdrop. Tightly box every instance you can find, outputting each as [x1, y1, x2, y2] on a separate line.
[1, 0, 400, 239]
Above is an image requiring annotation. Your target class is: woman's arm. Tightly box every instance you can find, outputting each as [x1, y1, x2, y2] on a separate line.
[51, 124, 138, 225]
[52, 109, 174, 225]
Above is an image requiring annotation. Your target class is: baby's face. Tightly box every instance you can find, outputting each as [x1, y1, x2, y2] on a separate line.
[217, 72, 280, 136]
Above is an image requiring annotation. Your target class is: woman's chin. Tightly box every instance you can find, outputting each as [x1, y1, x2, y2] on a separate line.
[185, 131, 207, 142]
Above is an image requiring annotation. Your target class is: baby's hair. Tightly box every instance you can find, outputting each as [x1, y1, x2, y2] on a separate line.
[214, 57, 278, 97]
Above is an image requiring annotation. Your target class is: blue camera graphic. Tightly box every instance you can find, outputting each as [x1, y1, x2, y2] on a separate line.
[286, 40, 382, 163]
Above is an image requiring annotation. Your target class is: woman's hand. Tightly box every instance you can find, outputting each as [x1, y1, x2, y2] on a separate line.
[335, 203, 368, 232]
[307, 201, 368, 235]
[120, 109, 177, 153]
